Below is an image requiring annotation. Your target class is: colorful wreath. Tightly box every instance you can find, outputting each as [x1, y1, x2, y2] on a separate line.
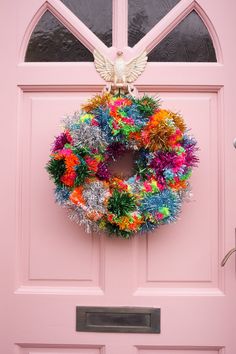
[46, 93, 198, 238]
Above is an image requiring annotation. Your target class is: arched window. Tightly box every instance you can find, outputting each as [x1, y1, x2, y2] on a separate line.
[25, 0, 217, 62]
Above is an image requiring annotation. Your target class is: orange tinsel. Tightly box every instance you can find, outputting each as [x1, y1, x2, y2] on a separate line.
[129, 131, 142, 144]
[70, 186, 86, 206]
[109, 177, 128, 191]
[85, 156, 100, 172]
[169, 112, 186, 132]
[86, 210, 103, 221]
[54, 151, 80, 187]
[141, 109, 185, 151]
[82, 92, 112, 113]
[116, 215, 143, 231]
[168, 178, 187, 191]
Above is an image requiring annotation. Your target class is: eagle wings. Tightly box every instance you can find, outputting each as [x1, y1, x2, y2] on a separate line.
[93, 50, 147, 84]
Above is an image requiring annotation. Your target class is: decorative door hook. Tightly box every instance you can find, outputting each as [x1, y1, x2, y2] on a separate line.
[93, 49, 148, 95]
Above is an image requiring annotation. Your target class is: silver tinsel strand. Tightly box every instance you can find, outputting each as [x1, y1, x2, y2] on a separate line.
[63, 111, 80, 130]
[71, 123, 107, 150]
[66, 201, 99, 234]
[82, 181, 110, 214]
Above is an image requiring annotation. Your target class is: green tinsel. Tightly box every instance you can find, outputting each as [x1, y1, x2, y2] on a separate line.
[63, 144, 91, 158]
[74, 161, 90, 186]
[71, 145, 91, 158]
[46, 159, 66, 186]
[135, 151, 152, 179]
[105, 222, 133, 239]
[136, 95, 160, 117]
[107, 189, 136, 217]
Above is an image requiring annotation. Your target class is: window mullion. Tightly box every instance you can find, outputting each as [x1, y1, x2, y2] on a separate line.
[112, 0, 128, 49]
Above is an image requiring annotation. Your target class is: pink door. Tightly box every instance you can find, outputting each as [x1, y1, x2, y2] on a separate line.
[1, 0, 236, 353]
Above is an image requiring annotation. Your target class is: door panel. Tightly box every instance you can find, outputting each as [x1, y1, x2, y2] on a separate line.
[134, 91, 222, 292]
[137, 349, 222, 354]
[17, 91, 104, 291]
[17, 347, 103, 354]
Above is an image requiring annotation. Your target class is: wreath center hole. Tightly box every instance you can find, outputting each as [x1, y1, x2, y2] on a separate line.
[108, 150, 137, 179]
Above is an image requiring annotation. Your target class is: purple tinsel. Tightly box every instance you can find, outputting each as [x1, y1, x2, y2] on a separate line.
[184, 144, 199, 167]
[150, 151, 177, 173]
[106, 142, 127, 160]
[52, 132, 71, 152]
[96, 162, 111, 180]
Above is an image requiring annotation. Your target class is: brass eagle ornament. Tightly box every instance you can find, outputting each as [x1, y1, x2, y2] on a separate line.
[94, 50, 148, 95]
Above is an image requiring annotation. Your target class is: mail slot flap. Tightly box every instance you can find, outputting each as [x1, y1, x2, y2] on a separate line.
[76, 306, 160, 333]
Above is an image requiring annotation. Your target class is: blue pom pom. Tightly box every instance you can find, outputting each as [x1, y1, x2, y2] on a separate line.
[139, 189, 181, 223]
[122, 104, 148, 127]
[94, 108, 113, 143]
[55, 186, 70, 205]
[140, 221, 158, 232]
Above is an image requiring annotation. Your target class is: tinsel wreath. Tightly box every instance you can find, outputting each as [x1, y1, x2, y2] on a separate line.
[46, 93, 198, 238]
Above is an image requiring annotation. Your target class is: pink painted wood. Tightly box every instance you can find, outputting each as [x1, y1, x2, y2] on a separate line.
[1, 0, 236, 353]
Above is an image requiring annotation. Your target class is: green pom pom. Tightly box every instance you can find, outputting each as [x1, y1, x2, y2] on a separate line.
[46, 158, 66, 186]
[74, 161, 90, 186]
[159, 206, 170, 218]
[136, 95, 160, 117]
[108, 189, 136, 217]
[180, 170, 191, 181]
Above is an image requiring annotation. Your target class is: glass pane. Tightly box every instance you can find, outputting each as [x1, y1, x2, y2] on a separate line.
[148, 11, 217, 62]
[61, 0, 112, 47]
[25, 10, 94, 62]
[128, 0, 181, 47]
